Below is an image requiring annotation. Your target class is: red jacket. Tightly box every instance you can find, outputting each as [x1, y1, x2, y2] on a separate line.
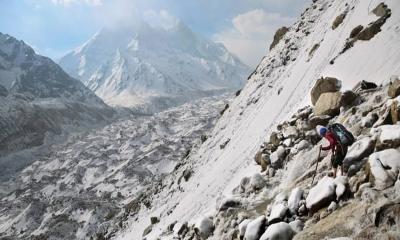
[322, 131, 337, 153]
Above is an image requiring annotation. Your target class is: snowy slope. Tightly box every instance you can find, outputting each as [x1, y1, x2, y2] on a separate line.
[113, 0, 400, 238]
[59, 21, 249, 110]
[0, 33, 114, 181]
[0, 94, 230, 240]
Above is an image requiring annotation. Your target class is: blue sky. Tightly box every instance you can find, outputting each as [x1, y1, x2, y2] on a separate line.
[0, 0, 309, 67]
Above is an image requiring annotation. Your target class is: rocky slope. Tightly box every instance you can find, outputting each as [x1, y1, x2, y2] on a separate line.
[106, 0, 400, 239]
[0, 94, 231, 240]
[59, 21, 249, 111]
[0, 33, 114, 183]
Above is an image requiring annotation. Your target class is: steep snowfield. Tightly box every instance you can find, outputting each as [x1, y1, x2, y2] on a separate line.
[0, 94, 230, 239]
[59, 22, 249, 110]
[114, 0, 400, 238]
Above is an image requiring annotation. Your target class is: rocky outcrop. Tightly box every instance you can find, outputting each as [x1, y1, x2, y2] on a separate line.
[388, 77, 400, 98]
[270, 27, 289, 50]
[310, 77, 341, 105]
[332, 13, 346, 30]
[314, 91, 342, 116]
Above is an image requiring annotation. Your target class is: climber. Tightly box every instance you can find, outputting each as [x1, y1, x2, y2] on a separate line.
[318, 126, 348, 178]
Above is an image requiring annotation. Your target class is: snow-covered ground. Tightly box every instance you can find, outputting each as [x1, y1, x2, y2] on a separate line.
[0, 94, 231, 239]
[113, 0, 400, 239]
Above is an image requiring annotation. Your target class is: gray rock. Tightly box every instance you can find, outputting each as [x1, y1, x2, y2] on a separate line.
[268, 203, 288, 224]
[195, 216, 214, 238]
[244, 216, 266, 240]
[314, 91, 342, 116]
[289, 220, 304, 233]
[288, 187, 303, 215]
[311, 77, 341, 105]
[332, 13, 346, 30]
[388, 77, 400, 98]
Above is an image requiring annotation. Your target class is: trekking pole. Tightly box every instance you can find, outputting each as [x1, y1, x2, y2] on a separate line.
[311, 147, 322, 186]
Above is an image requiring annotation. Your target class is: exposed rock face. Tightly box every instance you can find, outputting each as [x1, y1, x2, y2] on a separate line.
[270, 27, 289, 50]
[357, 3, 391, 41]
[314, 91, 342, 116]
[332, 13, 346, 30]
[388, 77, 400, 98]
[310, 77, 341, 105]
[368, 149, 400, 190]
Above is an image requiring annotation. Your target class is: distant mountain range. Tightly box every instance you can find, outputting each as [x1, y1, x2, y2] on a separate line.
[0, 32, 114, 179]
[59, 21, 250, 111]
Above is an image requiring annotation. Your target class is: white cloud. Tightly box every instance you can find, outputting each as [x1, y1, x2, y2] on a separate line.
[143, 10, 179, 30]
[50, 0, 102, 7]
[214, 9, 294, 67]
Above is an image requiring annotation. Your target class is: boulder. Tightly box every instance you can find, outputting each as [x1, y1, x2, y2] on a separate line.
[195, 216, 214, 238]
[314, 92, 342, 116]
[244, 216, 266, 240]
[327, 201, 338, 212]
[239, 219, 252, 238]
[372, 2, 390, 17]
[290, 140, 310, 155]
[371, 124, 400, 150]
[388, 77, 400, 98]
[260, 222, 295, 240]
[150, 216, 159, 224]
[270, 146, 287, 169]
[311, 77, 341, 105]
[340, 90, 358, 107]
[308, 115, 332, 129]
[390, 100, 399, 123]
[289, 220, 304, 233]
[269, 132, 281, 147]
[282, 126, 299, 139]
[268, 203, 288, 224]
[219, 198, 242, 211]
[368, 149, 400, 190]
[361, 112, 379, 127]
[270, 27, 289, 50]
[332, 13, 346, 30]
[306, 177, 336, 213]
[249, 173, 266, 191]
[288, 187, 303, 215]
[334, 176, 348, 200]
[343, 137, 375, 171]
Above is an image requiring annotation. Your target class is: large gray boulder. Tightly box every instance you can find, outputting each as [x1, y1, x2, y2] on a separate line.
[268, 203, 288, 224]
[343, 137, 375, 172]
[260, 222, 295, 240]
[368, 149, 400, 190]
[311, 77, 341, 105]
[244, 216, 266, 240]
[371, 125, 400, 150]
[306, 177, 336, 213]
[314, 92, 342, 116]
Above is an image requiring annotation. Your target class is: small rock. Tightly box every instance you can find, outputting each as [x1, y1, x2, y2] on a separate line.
[194, 216, 214, 238]
[289, 219, 304, 233]
[327, 201, 338, 212]
[219, 198, 242, 211]
[308, 115, 332, 128]
[288, 187, 303, 215]
[250, 173, 266, 191]
[150, 216, 159, 225]
[341, 90, 358, 107]
[270, 146, 287, 169]
[173, 221, 188, 236]
[332, 13, 346, 30]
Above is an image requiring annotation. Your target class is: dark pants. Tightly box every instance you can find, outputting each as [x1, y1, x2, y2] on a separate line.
[331, 145, 348, 168]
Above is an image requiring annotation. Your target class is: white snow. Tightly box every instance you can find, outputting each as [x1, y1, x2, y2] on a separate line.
[368, 149, 400, 190]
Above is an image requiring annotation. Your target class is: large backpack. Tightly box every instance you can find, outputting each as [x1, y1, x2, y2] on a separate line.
[328, 123, 355, 146]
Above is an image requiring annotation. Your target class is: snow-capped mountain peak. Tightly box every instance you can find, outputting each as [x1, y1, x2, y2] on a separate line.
[59, 21, 250, 110]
